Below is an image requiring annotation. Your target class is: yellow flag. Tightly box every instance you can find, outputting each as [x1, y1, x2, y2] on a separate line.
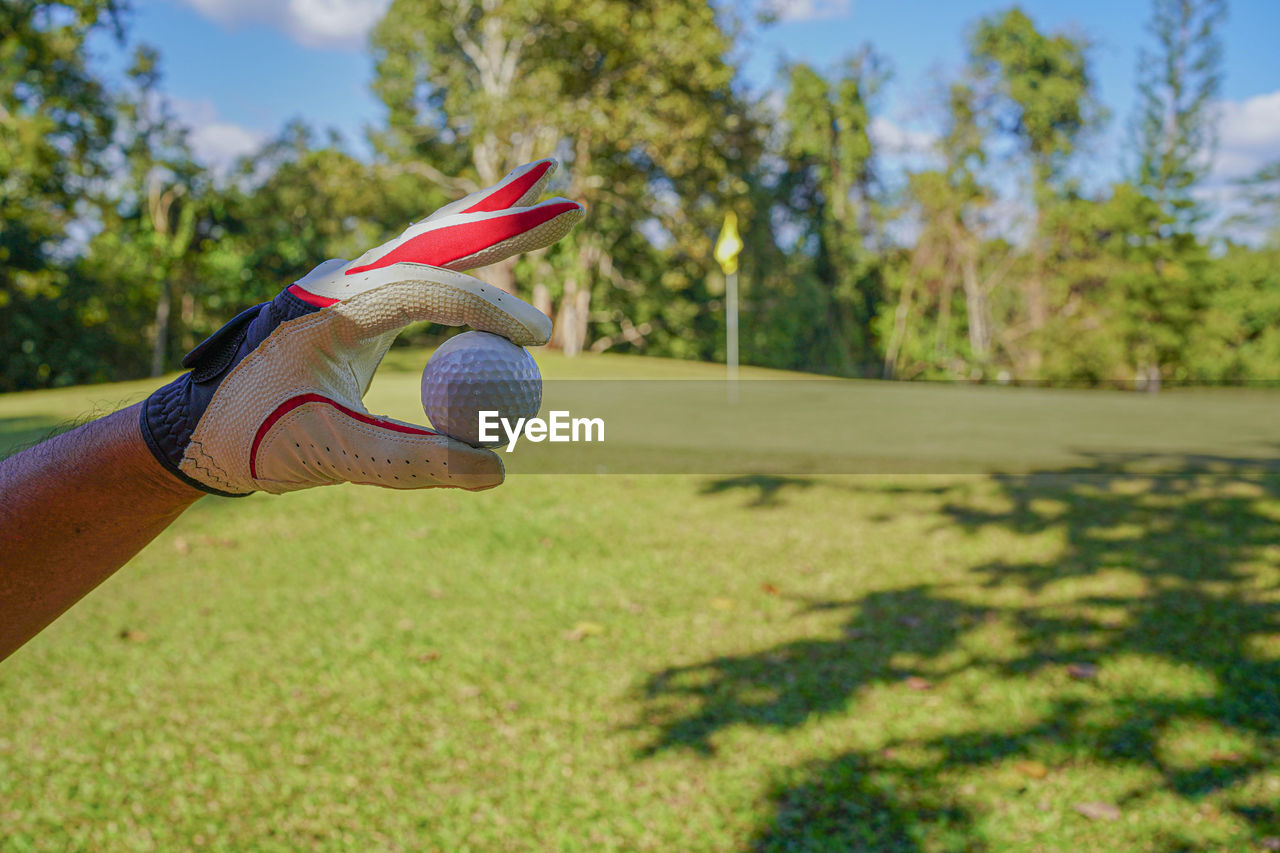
[714, 211, 743, 275]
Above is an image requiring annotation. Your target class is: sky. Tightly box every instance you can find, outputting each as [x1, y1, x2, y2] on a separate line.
[92, 0, 1280, 193]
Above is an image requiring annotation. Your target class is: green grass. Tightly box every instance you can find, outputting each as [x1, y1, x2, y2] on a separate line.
[2, 350, 1279, 851]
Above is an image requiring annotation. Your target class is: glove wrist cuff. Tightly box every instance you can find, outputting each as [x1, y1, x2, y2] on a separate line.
[140, 383, 253, 498]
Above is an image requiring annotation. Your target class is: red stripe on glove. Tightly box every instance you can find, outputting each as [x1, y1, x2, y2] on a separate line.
[464, 160, 555, 213]
[250, 393, 438, 479]
[344, 201, 581, 276]
[287, 284, 340, 307]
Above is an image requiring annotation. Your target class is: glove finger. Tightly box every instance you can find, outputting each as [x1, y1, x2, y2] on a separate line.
[344, 199, 584, 276]
[250, 393, 504, 493]
[334, 264, 553, 346]
[424, 158, 559, 222]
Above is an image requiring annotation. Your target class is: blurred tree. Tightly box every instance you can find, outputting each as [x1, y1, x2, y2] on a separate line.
[1188, 158, 1280, 381]
[0, 0, 125, 389]
[1114, 0, 1225, 389]
[1229, 159, 1280, 245]
[370, 0, 751, 357]
[882, 82, 1013, 380]
[1134, 0, 1226, 231]
[1035, 183, 1160, 385]
[776, 52, 886, 375]
[1187, 242, 1280, 381]
[969, 6, 1102, 376]
[83, 46, 203, 377]
[200, 123, 451, 320]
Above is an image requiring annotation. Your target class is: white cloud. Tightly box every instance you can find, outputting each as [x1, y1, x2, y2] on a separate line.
[178, 0, 389, 50]
[762, 0, 853, 23]
[869, 116, 937, 157]
[1212, 89, 1280, 180]
[190, 121, 264, 168]
[169, 97, 266, 170]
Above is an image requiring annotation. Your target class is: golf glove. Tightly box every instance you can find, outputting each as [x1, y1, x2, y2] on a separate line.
[140, 158, 582, 497]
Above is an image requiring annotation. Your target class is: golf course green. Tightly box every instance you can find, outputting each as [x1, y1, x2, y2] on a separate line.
[2, 350, 1278, 851]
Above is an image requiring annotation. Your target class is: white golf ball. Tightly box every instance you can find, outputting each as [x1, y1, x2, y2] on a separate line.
[420, 331, 542, 447]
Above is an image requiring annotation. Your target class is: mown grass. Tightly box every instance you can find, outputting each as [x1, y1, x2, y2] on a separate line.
[2, 349, 1279, 851]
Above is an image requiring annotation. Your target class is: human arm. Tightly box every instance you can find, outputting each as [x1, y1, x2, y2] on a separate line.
[0, 404, 202, 660]
[0, 158, 583, 661]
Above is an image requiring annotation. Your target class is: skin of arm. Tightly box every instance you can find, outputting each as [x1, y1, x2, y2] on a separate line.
[0, 403, 202, 661]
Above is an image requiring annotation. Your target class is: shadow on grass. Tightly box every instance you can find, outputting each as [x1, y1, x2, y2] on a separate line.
[698, 474, 817, 508]
[643, 455, 1280, 849]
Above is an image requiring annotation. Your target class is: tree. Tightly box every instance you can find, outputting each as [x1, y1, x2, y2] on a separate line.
[969, 7, 1102, 375]
[1229, 159, 1280, 246]
[1186, 241, 1280, 381]
[882, 81, 1011, 380]
[370, 0, 751, 356]
[0, 0, 124, 389]
[1134, 0, 1226, 231]
[1185, 158, 1280, 382]
[1100, 0, 1226, 389]
[86, 46, 203, 377]
[777, 52, 887, 375]
[198, 123, 452, 324]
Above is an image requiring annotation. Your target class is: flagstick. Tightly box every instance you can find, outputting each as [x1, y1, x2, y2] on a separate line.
[714, 211, 743, 405]
[727, 269, 738, 403]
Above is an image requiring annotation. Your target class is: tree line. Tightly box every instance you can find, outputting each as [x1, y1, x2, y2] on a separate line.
[3, 0, 1277, 392]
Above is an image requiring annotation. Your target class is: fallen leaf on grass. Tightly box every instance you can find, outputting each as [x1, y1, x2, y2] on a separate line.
[760, 583, 780, 596]
[1074, 802, 1121, 821]
[1014, 760, 1049, 780]
[564, 621, 605, 641]
[903, 676, 932, 691]
[417, 651, 440, 663]
[1067, 663, 1099, 680]
[118, 629, 147, 643]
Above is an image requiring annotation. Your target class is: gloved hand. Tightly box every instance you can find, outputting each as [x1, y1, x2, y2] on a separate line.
[141, 158, 582, 497]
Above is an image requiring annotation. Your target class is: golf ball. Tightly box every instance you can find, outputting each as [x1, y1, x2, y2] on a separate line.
[420, 331, 542, 447]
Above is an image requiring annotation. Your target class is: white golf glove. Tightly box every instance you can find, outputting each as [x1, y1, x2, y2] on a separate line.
[140, 158, 583, 496]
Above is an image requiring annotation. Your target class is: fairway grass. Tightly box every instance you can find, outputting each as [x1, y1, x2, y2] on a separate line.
[2, 351, 1279, 851]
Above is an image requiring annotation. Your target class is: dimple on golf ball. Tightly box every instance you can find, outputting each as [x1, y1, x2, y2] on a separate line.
[420, 331, 542, 447]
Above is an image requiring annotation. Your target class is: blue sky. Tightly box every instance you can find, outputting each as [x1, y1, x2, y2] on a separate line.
[96, 0, 1280, 188]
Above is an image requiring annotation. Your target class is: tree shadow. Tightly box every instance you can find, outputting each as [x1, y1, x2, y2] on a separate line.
[639, 586, 989, 757]
[638, 454, 1280, 848]
[751, 752, 977, 852]
[699, 474, 817, 508]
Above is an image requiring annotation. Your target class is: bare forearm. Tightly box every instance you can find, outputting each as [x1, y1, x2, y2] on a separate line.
[0, 403, 202, 660]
